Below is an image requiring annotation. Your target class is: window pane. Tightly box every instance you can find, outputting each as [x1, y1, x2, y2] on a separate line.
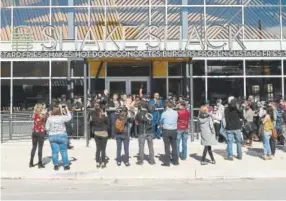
[193, 78, 205, 108]
[153, 78, 166, 99]
[1, 62, 11, 77]
[72, 61, 84, 77]
[1, 79, 10, 110]
[52, 61, 68, 77]
[244, 6, 280, 39]
[167, 0, 202, 5]
[1, 8, 11, 41]
[107, 62, 150, 76]
[169, 78, 183, 96]
[13, 8, 50, 42]
[13, 61, 49, 77]
[73, 79, 84, 97]
[13, 79, 49, 110]
[283, 7, 286, 39]
[193, 60, 205, 76]
[52, 79, 68, 100]
[246, 60, 281, 76]
[207, 60, 243, 76]
[246, 78, 282, 102]
[91, 78, 105, 94]
[206, 7, 242, 40]
[284, 60, 286, 75]
[168, 63, 183, 76]
[208, 78, 244, 104]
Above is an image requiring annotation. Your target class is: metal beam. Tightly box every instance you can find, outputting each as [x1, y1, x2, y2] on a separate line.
[189, 59, 194, 142]
[83, 59, 89, 147]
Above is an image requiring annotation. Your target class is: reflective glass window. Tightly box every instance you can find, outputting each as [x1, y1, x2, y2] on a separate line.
[206, 7, 242, 40]
[1, 79, 10, 110]
[113, 0, 149, 5]
[246, 60, 281, 76]
[194, 78, 205, 108]
[91, 79, 105, 94]
[72, 61, 84, 77]
[13, 79, 49, 110]
[13, 8, 50, 42]
[13, 61, 49, 77]
[153, 78, 166, 99]
[169, 78, 183, 96]
[207, 60, 243, 76]
[1, 8, 11, 41]
[244, 6, 280, 39]
[107, 62, 150, 77]
[246, 78, 282, 102]
[52, 79, 68, 100]
[169, 63, 183, 76]
[208, 78, 244, 104]
[1, 62, 11, 77]
[193, 60, 205, 76]
[52, 61, 68, 77]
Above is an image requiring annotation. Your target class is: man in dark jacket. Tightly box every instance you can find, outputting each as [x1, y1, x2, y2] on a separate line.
[224, 96, 243, 160]
[134, 101, 155, 165]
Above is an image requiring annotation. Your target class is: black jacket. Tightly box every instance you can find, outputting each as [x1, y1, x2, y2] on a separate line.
[135, 110, 153, 135]
[224, 106, 243, 130]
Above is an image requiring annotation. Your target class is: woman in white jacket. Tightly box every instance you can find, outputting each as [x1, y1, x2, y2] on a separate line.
[45, 105, 72, 171]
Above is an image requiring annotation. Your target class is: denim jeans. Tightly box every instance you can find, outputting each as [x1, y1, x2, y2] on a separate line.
[263, 131, 272, 155]
[177, 130, 188, 160]
[116, 134, 130, 163]
[226, 129, 242, 157]
[49, 133, 69, 167]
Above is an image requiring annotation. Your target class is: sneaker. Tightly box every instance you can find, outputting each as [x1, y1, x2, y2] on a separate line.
[211, 160, 216, 165]
[149, 161, 156, 165]
[96, 163, 101, 168]
[117, 162, 121, 166]
[226, 156, 234, 161]
[54, 165, 59, 171]
[268, 155, 273, 160]
[136, 161, 143, 165]
[262, 155, 268, 160]
[64, 166, 70, 171]
[101, 163, 107, 169]
[161, 163, 170, 167]
[237, 155, 242, 160]
[125, 162, 131, 167]
[201, 161, 207, 165]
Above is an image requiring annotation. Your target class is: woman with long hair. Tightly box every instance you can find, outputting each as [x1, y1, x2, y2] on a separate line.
[45, 105, 72, 170]
[115, 107, 130, 166]
[198, 105, 217, 165]
[90, 107, 108, 168]
[30, 103, 46, 168]
[262, 106, 274, 160]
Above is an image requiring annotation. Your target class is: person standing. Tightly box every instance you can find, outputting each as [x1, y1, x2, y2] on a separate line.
[261, 106, 275, 160]
[177, 101, 190, 160]
[149, 93, 164, 139]
[135, 102, 155, 165]
[45, 105, 72, 171]
[198, 105, 217, 165]
[160, 101, 179, 166]
[90, 108, 109, 168]
[224, 96, 243, 161]
[115, 107, 130, 167]
[107, 93, 121, 139]
[243, 103, 255, 147]
[60, 94, 73, 149]
[29, 103, 46, 168]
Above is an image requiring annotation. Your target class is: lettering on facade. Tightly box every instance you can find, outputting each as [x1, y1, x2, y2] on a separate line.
[2, 50, 286, 59]
[11, 24, 249, 52]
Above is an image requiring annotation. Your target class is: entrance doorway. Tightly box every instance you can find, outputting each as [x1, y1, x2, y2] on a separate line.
[106, 77, 150, 95]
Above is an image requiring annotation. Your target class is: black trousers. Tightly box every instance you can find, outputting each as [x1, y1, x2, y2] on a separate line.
[202, 146, 215, 161]
[270, 138, 276, 156]
[162, 129, 178, 165]
[94, 136, 108, 163]
[30, 132, 45, 164]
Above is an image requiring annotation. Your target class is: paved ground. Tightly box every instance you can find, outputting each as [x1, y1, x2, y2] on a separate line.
[1, 139, 286, 179]
[1, 178, 286, 200]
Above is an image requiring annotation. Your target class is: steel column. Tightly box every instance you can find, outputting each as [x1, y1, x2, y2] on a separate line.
[83, 59, 89, 147]
[189, 60, 194, 142]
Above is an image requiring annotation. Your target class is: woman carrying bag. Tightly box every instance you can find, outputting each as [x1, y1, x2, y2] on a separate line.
[90, 108, 109, 168]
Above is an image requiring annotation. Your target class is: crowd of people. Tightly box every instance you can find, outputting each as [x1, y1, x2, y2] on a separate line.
[28, 88, 286, 171]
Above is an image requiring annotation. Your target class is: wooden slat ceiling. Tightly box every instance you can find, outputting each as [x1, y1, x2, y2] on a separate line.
[0, 0, 283, 41]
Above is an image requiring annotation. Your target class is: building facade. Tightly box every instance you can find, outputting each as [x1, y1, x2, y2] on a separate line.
[1, 0, 286, 112]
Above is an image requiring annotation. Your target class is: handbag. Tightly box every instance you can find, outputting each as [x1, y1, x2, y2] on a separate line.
[94, 131, 108, 138]
[271, 128, 278, 139]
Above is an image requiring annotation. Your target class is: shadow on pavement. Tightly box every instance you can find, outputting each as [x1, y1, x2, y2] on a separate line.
[213, 149, 227, 159]
[245, 147, 263, 159]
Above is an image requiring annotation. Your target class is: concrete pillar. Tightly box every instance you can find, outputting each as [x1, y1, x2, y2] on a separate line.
[181, 0, 188, 40]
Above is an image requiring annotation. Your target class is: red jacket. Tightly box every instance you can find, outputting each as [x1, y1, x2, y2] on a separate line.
[177, 109, 190, 130]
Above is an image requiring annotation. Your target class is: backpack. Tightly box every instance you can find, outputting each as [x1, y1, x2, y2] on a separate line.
[115, 118, 125, 133]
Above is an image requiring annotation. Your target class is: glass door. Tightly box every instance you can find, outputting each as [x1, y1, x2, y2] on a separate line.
[130, 81, 148, 95]
[109, 81, 127, 95]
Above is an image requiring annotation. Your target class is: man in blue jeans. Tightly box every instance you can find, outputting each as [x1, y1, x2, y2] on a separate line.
[224, 96, 243, 160]
[149, 93, 164, 139]
[177, 101, 190, 160]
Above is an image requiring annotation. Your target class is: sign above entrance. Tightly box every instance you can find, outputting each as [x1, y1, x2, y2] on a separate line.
[1, 50, 286, 59]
